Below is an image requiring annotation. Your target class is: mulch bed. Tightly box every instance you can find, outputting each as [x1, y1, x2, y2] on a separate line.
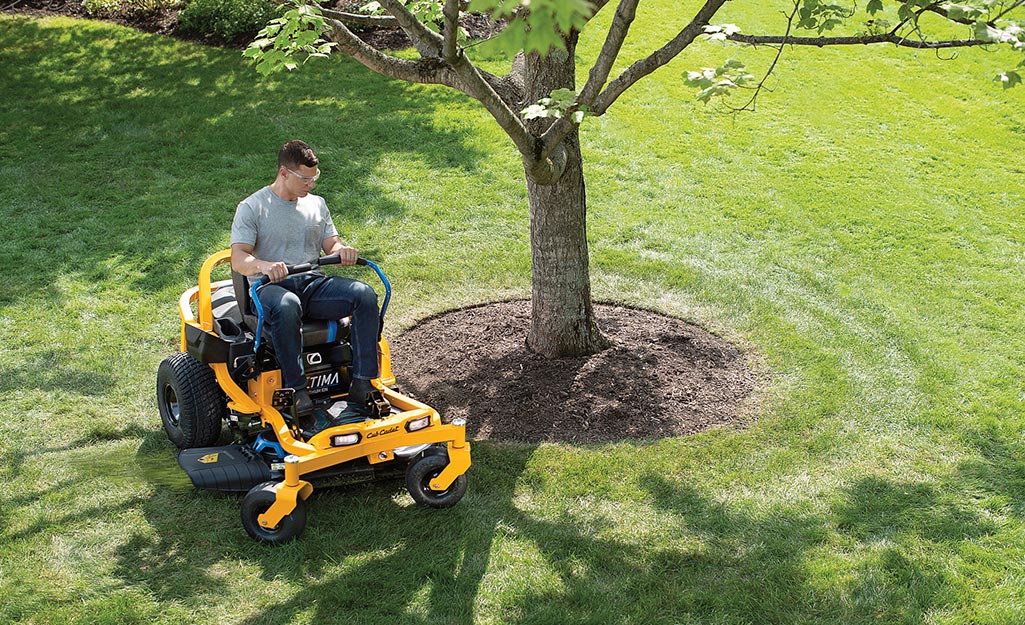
[389, 301, 758, 445]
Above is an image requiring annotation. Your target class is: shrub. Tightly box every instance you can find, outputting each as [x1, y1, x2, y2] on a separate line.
[82, 0, 183, 18]
[178, 0, 282, 44]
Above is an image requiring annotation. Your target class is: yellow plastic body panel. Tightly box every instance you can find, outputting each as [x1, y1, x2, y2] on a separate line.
[378, 336, 396, 387]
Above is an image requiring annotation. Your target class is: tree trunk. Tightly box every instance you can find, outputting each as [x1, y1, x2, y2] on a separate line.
[523, 40, 610, 358]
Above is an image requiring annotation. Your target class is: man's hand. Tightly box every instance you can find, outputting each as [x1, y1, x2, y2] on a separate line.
[322, 237, 358, 266]
[262, 260, 288, 283]
[231, 243, 288, 282]
[338, 245, 359, 266]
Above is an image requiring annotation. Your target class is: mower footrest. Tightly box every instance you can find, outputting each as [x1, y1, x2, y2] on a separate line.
[178, 445, 272, 492]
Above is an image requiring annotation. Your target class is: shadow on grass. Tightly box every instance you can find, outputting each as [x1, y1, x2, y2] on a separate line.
[0, 16, 491, 303]
[112, 441, 530, 624]
[1, 408, 1012, 623]
[101, 431, 1015, 625]
[958, 423, 1025, 519]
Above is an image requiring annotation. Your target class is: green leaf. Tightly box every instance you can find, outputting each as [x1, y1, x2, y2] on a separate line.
[470, 0, 592, 56]
[975, 20, 1001, 41]
[244, 0, 336, 74]
[866, 0, 883, 15]
[997, 71, 1022, 88]
[686, 58, 753, 103]
[696, 86, 716, 102]
[549, 88, 577, 107]
[947, 4, 967, 20]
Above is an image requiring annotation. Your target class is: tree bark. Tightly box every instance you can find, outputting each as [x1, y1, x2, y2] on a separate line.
[523, 40, 610, 358]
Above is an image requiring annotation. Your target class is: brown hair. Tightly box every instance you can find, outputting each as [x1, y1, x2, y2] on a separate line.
[278, 140, 319, 169]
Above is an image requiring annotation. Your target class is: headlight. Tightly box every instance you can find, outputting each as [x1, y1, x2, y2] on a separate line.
[405, 415, 431, 432]
[331, 433, 361, 446]
[451, 417, 467, 427]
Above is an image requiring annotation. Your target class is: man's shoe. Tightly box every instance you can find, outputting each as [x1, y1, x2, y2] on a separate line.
[294, 388, 314, 418]
[347, 377, 391, 418]
[347, 378, 375, 402]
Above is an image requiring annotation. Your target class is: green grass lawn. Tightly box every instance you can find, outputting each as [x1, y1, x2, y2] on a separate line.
[2, 2, 1025, 623]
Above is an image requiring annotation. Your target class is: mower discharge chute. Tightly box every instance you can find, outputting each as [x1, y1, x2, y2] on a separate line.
[157, 249, 471, 543]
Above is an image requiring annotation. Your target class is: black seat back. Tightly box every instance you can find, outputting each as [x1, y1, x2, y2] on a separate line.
[231, 270, 260, 331]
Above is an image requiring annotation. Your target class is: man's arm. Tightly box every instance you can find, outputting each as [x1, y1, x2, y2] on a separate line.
[322, 235, 359, 266]
[231, 242, 288, 283]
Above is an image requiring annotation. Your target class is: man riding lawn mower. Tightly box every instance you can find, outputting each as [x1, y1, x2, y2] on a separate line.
[157, 141, 469, 543]
[157, 250, 471, 543]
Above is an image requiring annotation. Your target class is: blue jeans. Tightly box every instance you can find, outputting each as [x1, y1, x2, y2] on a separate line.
[255, 272, 380, 390]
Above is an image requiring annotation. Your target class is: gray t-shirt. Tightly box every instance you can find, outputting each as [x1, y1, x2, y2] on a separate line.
[231, 186, 339, 265]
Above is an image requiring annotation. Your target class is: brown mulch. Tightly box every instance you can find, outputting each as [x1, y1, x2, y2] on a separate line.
[3, 0, 180, 36]
[389, 301, 758, 445]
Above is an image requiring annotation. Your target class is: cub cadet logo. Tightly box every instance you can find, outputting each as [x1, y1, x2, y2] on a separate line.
[306, 353, 323, 366]
[366, 425, 400, 440]
[197, 453, 219, 464]
[307, 372, 339, 388]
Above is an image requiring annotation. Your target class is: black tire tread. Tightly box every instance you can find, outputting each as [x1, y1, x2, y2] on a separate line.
[405, 453, 468, 508]
[157, 352, 224, 449]
[241, 481, 307, 544]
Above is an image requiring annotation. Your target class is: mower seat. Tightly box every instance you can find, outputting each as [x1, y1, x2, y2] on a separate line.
[213, 273, 349, 348]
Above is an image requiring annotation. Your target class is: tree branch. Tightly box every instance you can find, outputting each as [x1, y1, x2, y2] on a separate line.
[322, 17, 459, 87]
[579, 0, 639, 104]
[443, 0, 461, 62]
[590, 0, 730, 115]
[530, 0, 639, 164]
[588, 0, 614, 17]
[378, 0, 445, 57]
[317, 6, 398, 28]
[994, 0, 1025, 21]
[330, 0, 534, 171]
[727, 32, 993, 49]
[447, 55, 538, 162]
[726, 1, 800, 113]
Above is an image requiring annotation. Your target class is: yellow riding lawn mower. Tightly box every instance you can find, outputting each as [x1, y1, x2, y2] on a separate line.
[157, 250, 471, 543]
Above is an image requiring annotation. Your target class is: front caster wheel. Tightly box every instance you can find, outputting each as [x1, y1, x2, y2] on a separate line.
[405, 453, 468, 508]
[241, 481, 307, 544]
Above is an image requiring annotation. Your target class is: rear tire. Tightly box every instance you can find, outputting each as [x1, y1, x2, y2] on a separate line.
[157, 352, 224, 449]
